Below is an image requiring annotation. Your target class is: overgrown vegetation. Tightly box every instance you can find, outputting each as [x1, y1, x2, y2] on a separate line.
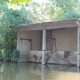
[0, 0, 80, 62]
[0, 4, 28, 62]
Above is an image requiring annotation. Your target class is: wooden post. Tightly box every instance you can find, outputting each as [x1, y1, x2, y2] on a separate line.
[42, 30, 46, 64]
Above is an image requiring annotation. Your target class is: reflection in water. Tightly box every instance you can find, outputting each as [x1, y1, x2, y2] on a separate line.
[45, 72, 80, 80]
[0, 63, 19, 80]
[0, 63, 80, 80]
[41, 65, 45, 80]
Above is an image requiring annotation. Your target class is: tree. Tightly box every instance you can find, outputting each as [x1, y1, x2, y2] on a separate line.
[46, 0, 80, 20]
[9, 0, 30, 5]
[0, 0, 30, 5]
[25, 1, 51, 23]
[0, 4, 31, 61]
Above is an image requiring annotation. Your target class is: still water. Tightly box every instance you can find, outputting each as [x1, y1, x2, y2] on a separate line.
[0, 63, 80, 80]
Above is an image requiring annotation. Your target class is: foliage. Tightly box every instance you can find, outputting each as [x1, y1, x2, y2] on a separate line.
[11, 49, 20, 62]
[47, 0, 80, 20]
[24, 2, 51, 23]
[0, 0, 30, 5]
[9, 0, 30, 5]
[0, 4, 31, 61]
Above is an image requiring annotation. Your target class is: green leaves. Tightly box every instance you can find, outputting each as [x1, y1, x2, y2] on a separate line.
[47, 0, 80, 20]
[9, 0, 30, 5]
[0, 4, 29, 61]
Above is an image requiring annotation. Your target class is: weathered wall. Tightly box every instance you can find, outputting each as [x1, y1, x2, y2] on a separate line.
[21, 31, 42, 50]
[17, 27, 77, 62]
[46, 27, 77, 51]
[17, 31, 42, 62]
[29, 50, 77, 65]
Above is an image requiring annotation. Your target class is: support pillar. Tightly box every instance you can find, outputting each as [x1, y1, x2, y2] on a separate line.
[77, 26, 80, 67]
[42, 30, 46, 64]
[17, 31, 20, 50]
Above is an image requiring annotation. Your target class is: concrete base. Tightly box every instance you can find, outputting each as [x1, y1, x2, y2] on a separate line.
[18, 50, 78, 66]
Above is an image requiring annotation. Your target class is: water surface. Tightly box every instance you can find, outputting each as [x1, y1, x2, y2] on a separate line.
[0, 63, 80, 80]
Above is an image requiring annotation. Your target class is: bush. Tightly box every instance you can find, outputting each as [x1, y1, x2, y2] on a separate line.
[11, 49, 20, 62]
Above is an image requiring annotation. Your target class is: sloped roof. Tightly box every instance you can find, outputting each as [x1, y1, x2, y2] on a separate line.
[17, 19, 80, 31]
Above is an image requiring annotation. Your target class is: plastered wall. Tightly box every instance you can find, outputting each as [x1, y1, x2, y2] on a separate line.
[18, 27, 77, 52]
[46, 27, 77, 51]
[21, 31, 41, 48]
[17, 27, 77, 62]
[17, 31, 42, 62]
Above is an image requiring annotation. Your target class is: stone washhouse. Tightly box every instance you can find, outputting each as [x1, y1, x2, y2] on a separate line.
[17, 19, 80, 67]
